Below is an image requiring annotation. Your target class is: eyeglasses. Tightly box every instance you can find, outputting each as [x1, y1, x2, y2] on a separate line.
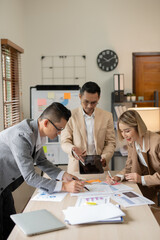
[82, 100, 98, 106]
[47, 119, 64, 132]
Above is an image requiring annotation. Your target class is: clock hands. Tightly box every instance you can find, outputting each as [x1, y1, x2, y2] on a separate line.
[103, 56, 116, 62]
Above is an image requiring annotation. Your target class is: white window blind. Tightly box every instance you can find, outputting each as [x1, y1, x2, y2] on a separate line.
[1, 39, 24, 129]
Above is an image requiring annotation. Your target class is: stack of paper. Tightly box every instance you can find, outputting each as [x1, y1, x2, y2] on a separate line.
[63, 203, 125, 225]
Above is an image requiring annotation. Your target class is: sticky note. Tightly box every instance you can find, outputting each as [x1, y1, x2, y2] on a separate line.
[64, 92, 71, 99]
[37, 99, 47, 106]
[43, 146, 47, 153]
[48, 92, 55, 99]
[85, 179, 102, 183]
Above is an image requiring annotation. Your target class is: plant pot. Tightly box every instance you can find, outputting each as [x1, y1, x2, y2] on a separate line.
[126, 96, 131, 101]
[131, 96, 136, 101]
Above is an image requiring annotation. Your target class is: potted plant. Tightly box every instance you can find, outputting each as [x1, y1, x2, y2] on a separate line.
[131, 93, 136, 101]
[126, 93, 131, 101]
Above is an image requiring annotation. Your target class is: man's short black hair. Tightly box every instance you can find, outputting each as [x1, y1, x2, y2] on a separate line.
[39, 102, 71, 122]
[80, 81, 101, 97]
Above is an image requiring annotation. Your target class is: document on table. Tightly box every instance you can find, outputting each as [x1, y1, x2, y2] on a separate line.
[70, 183, 133, 197]
[63, 203, 125, 225]
[111, 191, 154, 207]
[31, 191, 67, 202]
[75, 195, 110, 207]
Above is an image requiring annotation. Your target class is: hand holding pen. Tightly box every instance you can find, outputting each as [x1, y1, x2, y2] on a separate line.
[106, 171, 115, 185]
[72, 147, 86, 165]
[72, 177, 90, 192]
[106, 171, 121, 185]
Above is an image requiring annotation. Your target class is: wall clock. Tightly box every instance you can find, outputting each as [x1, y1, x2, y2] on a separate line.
[97, 49, 119, 72]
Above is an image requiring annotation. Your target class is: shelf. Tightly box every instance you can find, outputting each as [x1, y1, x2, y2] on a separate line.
[113, 100, 155, 104]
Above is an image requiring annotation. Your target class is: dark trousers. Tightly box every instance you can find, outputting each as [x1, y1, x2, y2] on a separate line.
[0, 176, 24, 240]
[0, 189, 16, 240]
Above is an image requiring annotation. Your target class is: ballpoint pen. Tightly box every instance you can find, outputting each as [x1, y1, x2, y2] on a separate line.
[107, 171, 115, 184]
[72, 150, 85, 166]
[72, 177, 90, 191]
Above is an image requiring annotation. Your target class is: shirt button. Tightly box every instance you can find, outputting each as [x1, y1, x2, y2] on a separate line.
[0, 188, 3, 191]
[12, 178, 16, 181]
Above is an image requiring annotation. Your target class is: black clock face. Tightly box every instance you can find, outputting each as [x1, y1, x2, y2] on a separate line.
[97, 50, 119, 72]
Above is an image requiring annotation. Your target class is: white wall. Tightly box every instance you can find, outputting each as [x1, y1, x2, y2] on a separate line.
[0, 0, 160, 120]
[0, 0, 25, 131]
[22, 0, 160, 118]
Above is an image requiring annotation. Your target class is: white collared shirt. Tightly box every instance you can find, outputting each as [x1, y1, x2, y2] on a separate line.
[82, 109, 96, 155]
[135, 139, 147, 185]
[35, 130, 64, 192]
[116, 138, 147, 185]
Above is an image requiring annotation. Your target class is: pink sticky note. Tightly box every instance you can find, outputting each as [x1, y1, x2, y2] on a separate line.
[37, 99, 47, 106]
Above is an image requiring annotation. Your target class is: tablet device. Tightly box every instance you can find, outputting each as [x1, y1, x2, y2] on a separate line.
[10, 209, 66, 236]
[79, 155, 104, 174]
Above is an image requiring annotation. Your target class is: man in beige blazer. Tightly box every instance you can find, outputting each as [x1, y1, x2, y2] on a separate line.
[61, 81, 116, 174]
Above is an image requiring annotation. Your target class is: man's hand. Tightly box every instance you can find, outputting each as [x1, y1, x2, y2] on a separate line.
[62, 172, 79, 182]
[62, 180, 85, 193]
[72, 147, 86, 161]
[106, 175, 121, 185]
[125, 173, 141, 184]
[100, 158, 106, 167]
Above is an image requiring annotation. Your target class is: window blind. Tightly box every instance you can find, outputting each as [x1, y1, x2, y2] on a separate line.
[1, 39, 24, 129]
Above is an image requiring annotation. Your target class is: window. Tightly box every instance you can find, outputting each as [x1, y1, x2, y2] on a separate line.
[1, 39, 24, 129]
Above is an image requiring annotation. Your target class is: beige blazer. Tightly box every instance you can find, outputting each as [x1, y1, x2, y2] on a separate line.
[118, 131, 160, 204]
[61, 106, 116, 174]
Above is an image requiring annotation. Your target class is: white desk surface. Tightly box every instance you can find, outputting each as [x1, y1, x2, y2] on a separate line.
[8, 171, 160, 240]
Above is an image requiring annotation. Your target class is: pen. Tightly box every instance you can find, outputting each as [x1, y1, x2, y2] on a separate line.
[72, 150, 80, 160]
[72, 177, 90, 191]
[107, 171, 112, 178]
[72, 150, 85, 166]
[108, 171, 115, 184]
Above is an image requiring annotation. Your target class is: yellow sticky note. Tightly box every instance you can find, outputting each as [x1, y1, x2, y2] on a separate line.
[64, 92, 71, 99]
[43, 146, 47, 153]
[48, 92, 55, 99]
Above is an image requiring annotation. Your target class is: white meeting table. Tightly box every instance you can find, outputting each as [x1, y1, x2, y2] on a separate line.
[8, 171, 160, 240]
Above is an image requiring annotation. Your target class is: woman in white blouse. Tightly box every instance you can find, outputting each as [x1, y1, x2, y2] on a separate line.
[106, 110, 160, 223]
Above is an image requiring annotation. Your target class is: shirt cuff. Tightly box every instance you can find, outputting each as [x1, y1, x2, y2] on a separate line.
[116, 174, 124, 181]
[54, 181, 63, 192]
[141, 176, 146, 186]
[56, 171, 65, 181]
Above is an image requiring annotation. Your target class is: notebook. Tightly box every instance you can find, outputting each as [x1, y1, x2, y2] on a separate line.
[10, 209, 66, 236]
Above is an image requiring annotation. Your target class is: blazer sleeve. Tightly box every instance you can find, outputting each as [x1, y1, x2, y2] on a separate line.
[117, 144, 133, 176]
[61, 118, 75, 155]
[10, 132, 62, 194]
[101, 113, 116, 164]
[144, 143, 160, 186]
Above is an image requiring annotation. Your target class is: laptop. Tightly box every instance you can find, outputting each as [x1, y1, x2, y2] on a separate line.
[10, 209, 66, 236]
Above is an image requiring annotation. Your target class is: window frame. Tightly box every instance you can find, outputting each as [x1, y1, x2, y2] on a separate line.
[1, 39, 24, 129]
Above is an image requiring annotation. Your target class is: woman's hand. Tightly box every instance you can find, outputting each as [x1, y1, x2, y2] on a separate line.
[125, 173, 141, 183]
[105, 175, 121, 185]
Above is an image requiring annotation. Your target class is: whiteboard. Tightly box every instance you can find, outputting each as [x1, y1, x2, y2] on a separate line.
[30, 85, 80, 164]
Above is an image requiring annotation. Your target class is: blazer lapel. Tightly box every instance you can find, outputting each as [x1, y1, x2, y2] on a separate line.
[76, 106, 87, 147]
[131, 144, 142, 174]
[93, 108, 101, 153]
